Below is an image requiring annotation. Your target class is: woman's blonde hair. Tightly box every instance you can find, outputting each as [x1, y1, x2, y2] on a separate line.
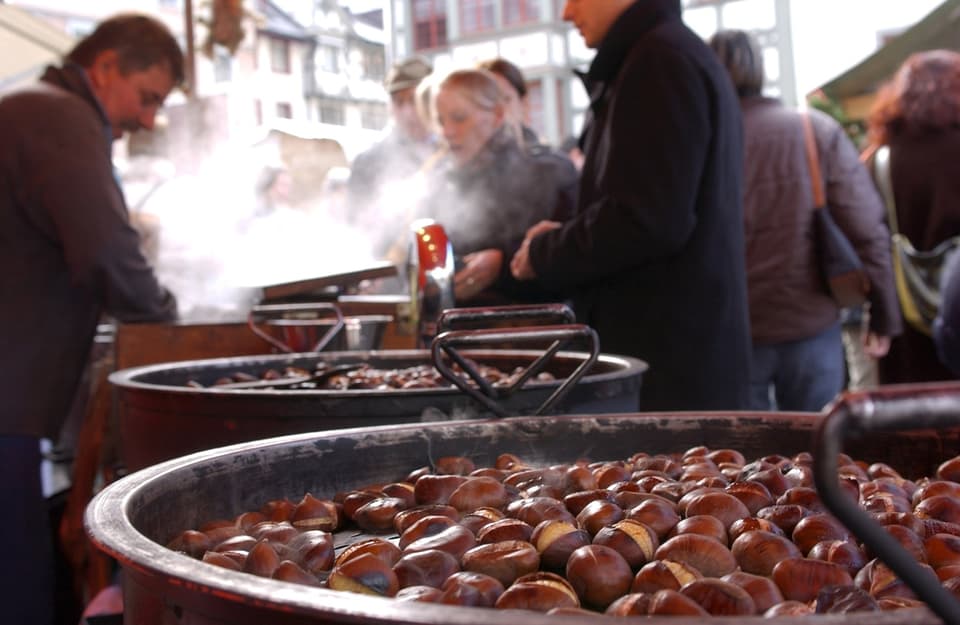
[438, 69, 504, 113]
[437, 68, 513, 140]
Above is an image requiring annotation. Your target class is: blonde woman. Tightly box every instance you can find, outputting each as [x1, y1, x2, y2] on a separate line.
[423, 69, 577, 304]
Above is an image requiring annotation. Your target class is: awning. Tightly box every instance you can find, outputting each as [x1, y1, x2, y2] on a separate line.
[0, 5, 74, 93]
[819, 0, 960, 101]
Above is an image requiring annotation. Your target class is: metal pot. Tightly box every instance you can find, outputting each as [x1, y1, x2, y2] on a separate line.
[247, 302, 393, 352]
[86, 387, 960, 625]
[110, 347, 646, 471]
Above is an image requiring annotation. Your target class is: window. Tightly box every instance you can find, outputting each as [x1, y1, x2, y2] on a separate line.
[527, 79, 544, 138]
[503, 0, 540, 26]
[413, 0, 448, 50]
[213, 47, 232, 83]
[276, 102, 293, 119]
[362, 47, 385, 82]
[318, 44, 339, 73]
[270, 38, 291, 74]
[319, 103, 345, 125]
[460, 0, 495, 34]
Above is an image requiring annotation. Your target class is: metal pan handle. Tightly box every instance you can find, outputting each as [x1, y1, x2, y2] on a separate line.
[247, 302, 345, 353]
[430, 324, 599, 419]
[437, 303, 575, 333]
[812, 383, 960, 625]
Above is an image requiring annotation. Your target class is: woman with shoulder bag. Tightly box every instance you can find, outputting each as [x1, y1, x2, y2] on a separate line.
[865, 49, 960, 384]
[710, 30, 901, 411]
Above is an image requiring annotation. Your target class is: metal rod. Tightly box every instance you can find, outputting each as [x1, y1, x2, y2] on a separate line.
[183, 0, 196, 97]
[813, 388, 960, 625]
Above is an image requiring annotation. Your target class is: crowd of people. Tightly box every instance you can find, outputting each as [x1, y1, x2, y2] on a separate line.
[342, 6, 960, 413]
[5, 3, 960, 622]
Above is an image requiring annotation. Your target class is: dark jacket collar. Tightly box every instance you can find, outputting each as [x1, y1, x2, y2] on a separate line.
[40, 62, 112, 145]
[587, 0, 681, 83]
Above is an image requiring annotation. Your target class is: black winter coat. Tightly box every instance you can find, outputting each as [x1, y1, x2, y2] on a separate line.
[426, 127, 578, 304]
[528, 0, 751, 411]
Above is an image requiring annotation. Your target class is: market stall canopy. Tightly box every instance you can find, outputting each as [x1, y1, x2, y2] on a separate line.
[818, 0, 960, 117]
[0, 5, 74, 93]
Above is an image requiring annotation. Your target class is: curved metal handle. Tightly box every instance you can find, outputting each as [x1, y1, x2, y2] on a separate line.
[430, 324, 600, 418]
[247, 302, 345, 353]
[437, 303, 576, 333]
[813, 383, 960, 625]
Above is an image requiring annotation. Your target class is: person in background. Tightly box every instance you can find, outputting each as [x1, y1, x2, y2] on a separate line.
[347, 56, 438, 259]
[511, 0, 751, 412]
[423, 69, 577, 305]
[0, 13, 181, 625]
[560, 135, 585, 171]
[476, 57, 539, 148]
[477, 57, 580, 238]
[252, 164, 294, 218]
[934, 253, 960, 376]
[708, 30, 900, 411]
[865, 50, 960, 385]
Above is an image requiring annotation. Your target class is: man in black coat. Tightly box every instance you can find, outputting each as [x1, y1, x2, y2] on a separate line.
[511, 0, 751, 411]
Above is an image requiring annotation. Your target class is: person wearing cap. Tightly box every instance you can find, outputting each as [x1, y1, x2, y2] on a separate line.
[347, 56, 439, 259]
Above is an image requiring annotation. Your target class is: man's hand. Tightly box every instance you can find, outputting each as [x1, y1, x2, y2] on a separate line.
[455, 249, 502, 301]
[863, 331, 891, 358]
[511, 220, 561, 280]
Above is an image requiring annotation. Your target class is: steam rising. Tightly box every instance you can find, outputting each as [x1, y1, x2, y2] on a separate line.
[120, 138, 386, 322]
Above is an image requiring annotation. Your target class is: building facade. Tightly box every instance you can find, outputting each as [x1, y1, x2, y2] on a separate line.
[387, 0, 585, 146]
[5, 0, 389, 160]
[386, 0, 944, 146]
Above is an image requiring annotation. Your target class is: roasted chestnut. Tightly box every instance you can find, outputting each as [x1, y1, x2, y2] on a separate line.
[655, 533, 737, 578]
[565, 544, 633, 610]
[328, 552, 399, 597]
[393, 548, 460, 589]
[461, 540, 540, 587]
[530, 519, 590, 570]
[679, 578, 756, 615]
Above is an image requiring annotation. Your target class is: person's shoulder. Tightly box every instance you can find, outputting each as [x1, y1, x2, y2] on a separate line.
[528, 145, 578, 180]
[0, 84, 100, 153]
[806, 107, 844, 131]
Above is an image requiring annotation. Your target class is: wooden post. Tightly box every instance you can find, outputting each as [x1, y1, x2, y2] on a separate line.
[183, 0, 197, 98]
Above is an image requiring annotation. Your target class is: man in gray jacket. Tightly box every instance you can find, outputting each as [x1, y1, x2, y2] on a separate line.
[0, 14, 181, 623]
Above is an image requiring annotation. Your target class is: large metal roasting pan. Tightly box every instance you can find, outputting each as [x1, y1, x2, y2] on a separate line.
[86, 382, 960, 625]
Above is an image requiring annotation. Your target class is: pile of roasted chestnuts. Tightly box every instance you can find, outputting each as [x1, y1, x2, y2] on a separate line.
[165, 447, 960, 617]
[187, 361, 554, 391]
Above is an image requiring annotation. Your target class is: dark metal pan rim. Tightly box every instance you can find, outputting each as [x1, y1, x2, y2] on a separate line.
[108, 349, 647, 397]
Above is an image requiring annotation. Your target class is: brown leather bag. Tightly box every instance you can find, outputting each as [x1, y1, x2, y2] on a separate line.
[802, 114, 870, 308]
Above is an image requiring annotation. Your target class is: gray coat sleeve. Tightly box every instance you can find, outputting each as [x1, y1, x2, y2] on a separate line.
[814, 111, 902, 337]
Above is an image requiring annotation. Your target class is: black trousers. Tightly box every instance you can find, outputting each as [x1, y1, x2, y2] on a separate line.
[1, 435, 54, 625]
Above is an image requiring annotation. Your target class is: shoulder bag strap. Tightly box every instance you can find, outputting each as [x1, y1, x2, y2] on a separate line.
[801, 113, 826, 208]
[872, 144, 901, 235]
